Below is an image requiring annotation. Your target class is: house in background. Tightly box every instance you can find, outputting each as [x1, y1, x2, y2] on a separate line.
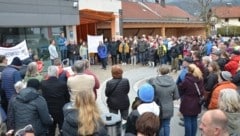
[96, 1, 206, 39]
[210, 5, 240, 36]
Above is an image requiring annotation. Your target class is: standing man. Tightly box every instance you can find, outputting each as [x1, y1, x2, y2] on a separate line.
[97, 41, 108, 70]
[48, 39, 58, 65]
[1, 57, 22, 102]
[109, 38, 118, 65]
[67, 60, 95, 102]
[58, 32, 68, 61]
[41, 66, 70, 136]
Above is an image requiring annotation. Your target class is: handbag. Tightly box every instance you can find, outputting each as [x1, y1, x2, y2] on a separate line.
[194, 83, 205, 105]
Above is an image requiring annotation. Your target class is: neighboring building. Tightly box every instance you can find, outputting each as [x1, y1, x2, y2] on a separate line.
[78, 0, 121, 41]
[96, 1, 206, 38]
[0, 0, 79, 57]
[210, 6, 240, 33]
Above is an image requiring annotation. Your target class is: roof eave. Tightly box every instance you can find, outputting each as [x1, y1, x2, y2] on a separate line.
[123, 19, 205, 24]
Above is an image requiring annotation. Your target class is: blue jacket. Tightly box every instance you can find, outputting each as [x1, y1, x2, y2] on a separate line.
[97, 44, 108, 59]
[1, 66, 22, 101]
[58, 37, 67, 50]
[206, 41, 213, 56]
[176, 67, 188, 85]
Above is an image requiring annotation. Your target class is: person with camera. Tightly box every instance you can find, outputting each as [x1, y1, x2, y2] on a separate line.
[178, 64, 204, 136]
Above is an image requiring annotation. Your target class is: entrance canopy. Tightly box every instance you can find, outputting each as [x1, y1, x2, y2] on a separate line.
[80, 9, 115, 24]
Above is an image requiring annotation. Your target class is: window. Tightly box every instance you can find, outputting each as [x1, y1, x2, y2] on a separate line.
[225, 18, 229, 22]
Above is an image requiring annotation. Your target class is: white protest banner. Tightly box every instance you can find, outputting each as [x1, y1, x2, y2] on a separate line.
[0, 40, 29, 64]
[87, 35, 103, 53]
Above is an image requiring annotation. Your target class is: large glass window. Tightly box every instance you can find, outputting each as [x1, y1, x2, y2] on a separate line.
[0, 26, 65, 60]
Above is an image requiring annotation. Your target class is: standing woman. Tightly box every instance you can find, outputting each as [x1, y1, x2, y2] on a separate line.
[178, 64, 204, 136]
[105, 65, 130, 122]
[204, 61, 219, 108]
[24, 62, 44, 83]
[79, 41, 88, 60]
[62, 90, 107, 136]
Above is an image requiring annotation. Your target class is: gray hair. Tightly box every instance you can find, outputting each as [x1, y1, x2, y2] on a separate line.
[14, 81, 25, 93]
[47, 66, 58, 77]
[218, 89, 240, 112]
[202, 56, 211, 65]
[73, 60, 85, 73]
[25, 62, 38, 77]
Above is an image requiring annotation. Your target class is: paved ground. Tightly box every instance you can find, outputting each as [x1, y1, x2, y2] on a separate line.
[89, 63, 202, 136]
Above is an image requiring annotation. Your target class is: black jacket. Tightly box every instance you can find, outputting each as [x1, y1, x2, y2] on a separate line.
[105, 78, 130, 110]
[62, 103, 107, 136]
[41, 77, 70, 127]
[12, 87, 53, 136]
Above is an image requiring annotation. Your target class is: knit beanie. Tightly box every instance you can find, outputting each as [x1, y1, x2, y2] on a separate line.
[220, 71, 232, 81]
[11, 57, 22, 66]
[138, 83, 154, 103]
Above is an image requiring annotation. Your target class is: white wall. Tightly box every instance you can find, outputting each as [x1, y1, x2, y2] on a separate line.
[79, 0, 121, 36]
[215, 18, 240, 29]
[79, 0, 121, 13]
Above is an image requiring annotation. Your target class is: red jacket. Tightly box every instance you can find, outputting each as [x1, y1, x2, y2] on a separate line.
[208, 81, 237, 109]
[225, 55, 240, 76]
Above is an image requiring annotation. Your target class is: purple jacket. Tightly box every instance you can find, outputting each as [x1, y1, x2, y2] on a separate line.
[179, 73, 203, 116]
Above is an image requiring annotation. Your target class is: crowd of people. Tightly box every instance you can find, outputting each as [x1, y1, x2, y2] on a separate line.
[0, 33, 240, 136]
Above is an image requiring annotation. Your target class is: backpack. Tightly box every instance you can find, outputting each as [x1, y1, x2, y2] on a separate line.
[157, 45, 166, 57]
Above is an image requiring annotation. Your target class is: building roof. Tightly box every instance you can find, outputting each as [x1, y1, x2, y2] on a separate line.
[212, 6, 240, 18]
[122, 1, 197, 23]
[122, 1, 160, 20]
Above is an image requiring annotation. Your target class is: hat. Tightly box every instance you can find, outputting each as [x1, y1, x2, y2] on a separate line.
[11, 57, 22, 66]
[211, 50, 221, 56]
[183, 57, 193, 63]
[138, 83, 154, 103]
[232, 50, 240, 55]
[220, 71, 232, 81]
[27, 79, 40, 90]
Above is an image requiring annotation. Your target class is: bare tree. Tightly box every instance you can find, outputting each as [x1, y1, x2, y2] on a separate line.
[197, 0, 212, 22]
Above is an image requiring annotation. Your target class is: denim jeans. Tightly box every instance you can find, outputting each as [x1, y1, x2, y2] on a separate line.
[159, 118, 171, 136]
[60, 49, 68, 60]
[183, 115, 198, 136]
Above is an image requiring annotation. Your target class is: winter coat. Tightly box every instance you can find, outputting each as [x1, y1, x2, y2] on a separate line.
[204, 72, 218, 92]
[217, 58, 229, 71]
[148, 75, 179, 119]
[97, 44, 108, 59]
[109, 41, 118, 56]
[12, 87, 52, 136]
[62, 102, 107, 136]
[67, 44, 77, 59]
[84, 69, 100, 99]
[178, 73, 204, 116]
[105, 78, 130, 110]
[125, 102, 160, 135]
[67, 74, 95, 102]
[138, 40, 147, 53]
[232, 70, 240, 87]
[1, 66, 22, 101]
[41, 77, 70, 127]
[208, 81, 237, 109]
[225, 112, 240, 135]
[170, 45, 180, 58]
[225, 55, 240, 76]
[118, 43, 130, 54]
[148, 47, 156, 62]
